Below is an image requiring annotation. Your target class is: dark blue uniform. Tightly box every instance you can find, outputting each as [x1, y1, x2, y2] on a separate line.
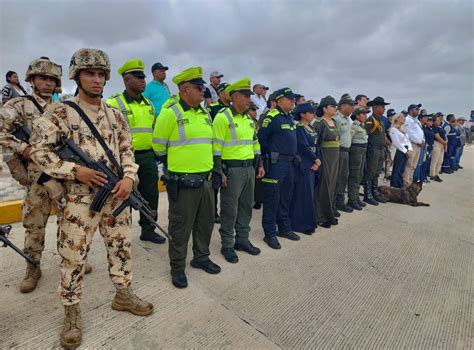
[290, 123, 319, 234]
[442, 123, 457, 171]
[420, 125, 435, 181]
[258, 106, 297, 238]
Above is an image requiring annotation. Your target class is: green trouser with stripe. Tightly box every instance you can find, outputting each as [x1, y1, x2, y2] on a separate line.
[363, 146, 384, 181]
[168, 179, 214, 272]
[347, 144, 367, 202]
[219, 166, 255, 248]
[135, 150, 159, 233]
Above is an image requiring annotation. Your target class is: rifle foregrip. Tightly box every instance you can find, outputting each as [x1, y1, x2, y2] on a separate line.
[112, 200, 130, 217]
[89, 187, 111, 213]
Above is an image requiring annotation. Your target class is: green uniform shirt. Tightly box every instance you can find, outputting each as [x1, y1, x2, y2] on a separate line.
[152, 98, 213, 173]
[333, 111, 351, 148]
[212, 106, 260, 160]
[106, 91, 156, 151]
[351, 120, 368, 144]
[365, 115, 385, 146]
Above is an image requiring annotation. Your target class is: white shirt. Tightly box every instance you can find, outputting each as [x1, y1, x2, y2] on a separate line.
[389, 126, 413, 153]
[251, 94, 267, 119]
[404, 116, 425, 144]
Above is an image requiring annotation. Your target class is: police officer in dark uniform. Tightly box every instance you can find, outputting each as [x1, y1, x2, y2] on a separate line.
[207, 83, 231, 121]
[258, 88, 298, 249]
[441, 114, 458, 173]
[363, 96, 389, 205]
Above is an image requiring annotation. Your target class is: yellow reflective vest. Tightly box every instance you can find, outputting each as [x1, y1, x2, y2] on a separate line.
[152, 98, 213, 173]
[212, 106, 260, 160]
[106, 92, 156, 151]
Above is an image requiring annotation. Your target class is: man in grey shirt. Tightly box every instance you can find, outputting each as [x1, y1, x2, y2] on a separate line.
[334, 94, 356, 214]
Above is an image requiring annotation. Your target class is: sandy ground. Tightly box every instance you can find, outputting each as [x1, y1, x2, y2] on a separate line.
[0, 147, 472, 349]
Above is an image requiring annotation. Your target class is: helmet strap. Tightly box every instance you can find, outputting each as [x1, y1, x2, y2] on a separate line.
[30, 79, 53, 98]
[76, 80, 102, 98]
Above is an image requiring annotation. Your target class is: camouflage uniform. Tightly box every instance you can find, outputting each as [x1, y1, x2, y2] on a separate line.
[30, 96, 138, 305]
[0, 58, 62, 264]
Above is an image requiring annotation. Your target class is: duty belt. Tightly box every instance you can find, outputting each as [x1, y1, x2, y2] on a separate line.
[339, 147, 350, 152]
[134, 149, 154, 155]
[350, 143, 367, 148]
[278, 155, 295, 161]
[222, 159, 254, 168]
[169, 170, 212, 181]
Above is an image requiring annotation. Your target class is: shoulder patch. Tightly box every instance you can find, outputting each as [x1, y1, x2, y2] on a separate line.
[262, 118, 271, 127]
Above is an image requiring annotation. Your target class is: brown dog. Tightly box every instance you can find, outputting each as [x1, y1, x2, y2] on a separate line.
[378, 181, 430, 207]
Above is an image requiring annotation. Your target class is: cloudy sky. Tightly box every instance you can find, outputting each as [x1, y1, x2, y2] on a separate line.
[1, 0, 472, 116]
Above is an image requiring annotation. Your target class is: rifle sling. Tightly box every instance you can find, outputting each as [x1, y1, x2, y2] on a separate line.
[23, 95, 44, 114]
[63, 100, 123, 177]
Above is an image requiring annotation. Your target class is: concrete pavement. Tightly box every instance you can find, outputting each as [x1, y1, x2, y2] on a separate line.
[0, 147, 472, 349]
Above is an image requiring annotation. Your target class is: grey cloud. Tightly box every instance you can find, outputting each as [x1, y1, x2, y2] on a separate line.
[1, 0, 472, 116]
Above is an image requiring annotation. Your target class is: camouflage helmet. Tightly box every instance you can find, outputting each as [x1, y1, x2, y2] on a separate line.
[25, 58, 62, 84]
[68, 48, 111, 81]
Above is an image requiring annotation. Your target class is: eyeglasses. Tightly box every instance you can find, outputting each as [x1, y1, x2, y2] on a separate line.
[191, 84, 205, 91]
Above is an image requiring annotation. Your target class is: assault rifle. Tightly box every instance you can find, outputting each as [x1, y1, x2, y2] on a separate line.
[55, 138, 170, 240]
[11, 125, 31, 143]
[0, 225, 38, 266]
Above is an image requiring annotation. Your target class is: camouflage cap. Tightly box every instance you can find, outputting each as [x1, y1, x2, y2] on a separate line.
[353, 107, 370, 115]
[69, 48, 111, 81]
[25, 58, 62, 84]
[338, 94, 356, 106]
[318, 95, 338, 108]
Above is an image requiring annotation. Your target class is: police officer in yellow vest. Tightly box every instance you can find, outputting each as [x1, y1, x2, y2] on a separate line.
[107, 59, 165, 244]
[153, 66, 221, 288]
[213, 78, 265, 264]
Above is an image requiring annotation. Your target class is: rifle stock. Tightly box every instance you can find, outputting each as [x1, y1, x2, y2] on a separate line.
[56, 139, 170, 240]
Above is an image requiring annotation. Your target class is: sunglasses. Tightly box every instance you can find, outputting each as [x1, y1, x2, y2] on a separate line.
[189, 84, 205, 91]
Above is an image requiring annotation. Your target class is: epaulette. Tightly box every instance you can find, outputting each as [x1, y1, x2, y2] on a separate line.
[105, 103, 120, 111]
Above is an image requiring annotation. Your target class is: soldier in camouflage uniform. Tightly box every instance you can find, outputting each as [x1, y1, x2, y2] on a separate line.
[30, 48, 153, 349]
[0, 58, 93, 294]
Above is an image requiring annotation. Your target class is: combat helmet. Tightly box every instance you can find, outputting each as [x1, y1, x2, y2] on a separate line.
[25, 57, 62, 85]
[68, 48, 111, 81]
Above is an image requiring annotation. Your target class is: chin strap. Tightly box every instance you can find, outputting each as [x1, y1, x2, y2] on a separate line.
[31, 82, 53, 98]
[77, 81, 103, 98]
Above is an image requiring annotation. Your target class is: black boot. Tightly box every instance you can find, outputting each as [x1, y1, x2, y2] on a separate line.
[372, 178, 386, 203]
[363, 181, 379, 206]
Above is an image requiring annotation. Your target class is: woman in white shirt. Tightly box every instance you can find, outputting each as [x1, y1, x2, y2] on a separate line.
[389, 113, 413, 188]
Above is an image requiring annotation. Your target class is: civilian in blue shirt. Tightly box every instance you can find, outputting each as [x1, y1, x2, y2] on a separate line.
[143, 62, 170, 115]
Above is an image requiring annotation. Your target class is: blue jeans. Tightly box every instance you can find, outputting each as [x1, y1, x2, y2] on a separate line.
[391, 150, 408, 188]
[454, 145, 464, 168]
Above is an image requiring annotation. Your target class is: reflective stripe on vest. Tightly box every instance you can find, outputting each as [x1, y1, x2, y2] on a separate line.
[170, 104, 186, 141]
[168, 104, 213, 146]
[131, 127, 153, 134]
[222, 109, 237, 140]
[114, 96, 129, 124]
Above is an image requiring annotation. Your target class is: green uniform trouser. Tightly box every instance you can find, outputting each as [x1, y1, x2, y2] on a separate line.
[168, 178, 214, 272]
[135, 150, 159, 233]
[363, 145, 384, 181]
[348, 144, 367, 202]
[219, 166, 255, 248]
[335, 149, 350, 206]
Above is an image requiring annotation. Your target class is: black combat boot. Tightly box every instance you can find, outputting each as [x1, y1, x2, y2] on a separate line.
[363, 180, 379, 206]
[372, 178, 387, 203]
